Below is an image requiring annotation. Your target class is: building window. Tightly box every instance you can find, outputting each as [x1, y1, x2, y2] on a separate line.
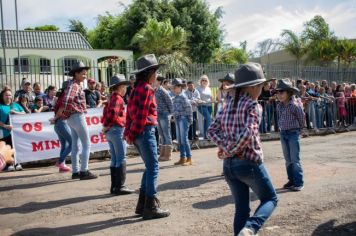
[40, 58, 51, 74]
[14, 58, 29, 73]
[64, 58, 78, 75]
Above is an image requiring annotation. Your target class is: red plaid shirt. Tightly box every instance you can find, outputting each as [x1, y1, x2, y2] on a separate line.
[208, 93, 264, 163]
[102, 92, 126, 128]
[62, 80, 87, 119]
[124, 81, 157, 142]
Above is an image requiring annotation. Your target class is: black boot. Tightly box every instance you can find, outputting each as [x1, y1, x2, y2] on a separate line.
[135, 190, 146, 215]
[142, 196, 170, 220]
[116, 162, 134, 195]
[110, 167, 116, 194]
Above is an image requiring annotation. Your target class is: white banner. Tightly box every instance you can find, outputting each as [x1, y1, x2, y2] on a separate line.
[10, 108, 109, 163]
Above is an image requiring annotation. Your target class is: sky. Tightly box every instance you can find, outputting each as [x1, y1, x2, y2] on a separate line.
[1, 0, 356, 51]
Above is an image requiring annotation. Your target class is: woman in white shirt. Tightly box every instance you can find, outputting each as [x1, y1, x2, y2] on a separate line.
[196, 75, 213, 139]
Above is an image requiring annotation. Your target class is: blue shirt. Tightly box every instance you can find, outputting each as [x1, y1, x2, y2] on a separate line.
[0, 103, 24, 138]
[173, 92, 193, 123]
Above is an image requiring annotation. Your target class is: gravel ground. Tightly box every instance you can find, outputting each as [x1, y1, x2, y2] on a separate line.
[0, 131, 355, 236]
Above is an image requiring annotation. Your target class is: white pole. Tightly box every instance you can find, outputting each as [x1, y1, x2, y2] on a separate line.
[15, 0, 21, 77]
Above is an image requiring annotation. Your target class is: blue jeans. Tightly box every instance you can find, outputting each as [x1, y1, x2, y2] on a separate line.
[259, 103, 272, 133]
[197, 105, 212, 138]
[66, 113, 91, 173]
[105, 125, 126, 168]
[280, 129, 304, 187]
[175, 116, 192, 158]
[134, 126, 159, 198]
[54, 119, 72, 164]
[224, 158, 278, 235]
[157, 112, 172, 145]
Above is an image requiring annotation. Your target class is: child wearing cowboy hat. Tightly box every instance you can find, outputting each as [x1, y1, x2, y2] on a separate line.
[276, 78, 305, 191]
[208, 62, 278, 236]
[171, 78, 193, 166]
[102, 74, 134, 195]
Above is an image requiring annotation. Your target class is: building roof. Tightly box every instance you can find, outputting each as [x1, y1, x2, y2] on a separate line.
[0, 30, 92, 50]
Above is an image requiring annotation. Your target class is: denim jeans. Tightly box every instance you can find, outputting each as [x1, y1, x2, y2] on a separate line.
[197, 105, 212, 138]
[54, 119, 72, 164]
[66, 113, 91, 173]
[157, 112, 172, 145]
[259, 103, 272, 133]
[188, 111, 198, 140]
[175, 115, 192, 158]
[105, 125, 126, 168]
[280, 129, 304, 187]
[134, 126, 159, 198]
[224, 158, 278, 235]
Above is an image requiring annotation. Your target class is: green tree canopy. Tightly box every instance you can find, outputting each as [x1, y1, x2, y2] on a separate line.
[88, 0, 222, 63]
[24, 25, 59, 31]
[68, 19, 88, 39]
[213, 45, 248, 64]
[280, 29, 307, 69]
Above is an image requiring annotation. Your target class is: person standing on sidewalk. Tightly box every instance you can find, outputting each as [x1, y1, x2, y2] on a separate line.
[125, 54, 170, 220]
[208, 63, 278, 236]
[57, 61, 97, 180]
[276, 79, 306, 191]
[102, 74, 134, 195]
[50, 81, 72, 173]
[172, 78, 193, 166]
[154, 75, 173, 162]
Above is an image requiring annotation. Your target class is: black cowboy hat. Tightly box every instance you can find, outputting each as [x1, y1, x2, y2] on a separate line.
[171, 78, 184, 86]
[227, 62, 270, 89]
[68, 61, 90, 77]
[157, 74, 166, 82]
[276, 78, 299, 94]
[218, 73, 235, 84]
[109, 74, 130, 88]
[132, 54, 164, 74]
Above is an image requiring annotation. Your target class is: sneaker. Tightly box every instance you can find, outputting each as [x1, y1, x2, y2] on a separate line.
[291, 185, 304, 191]
[283, 181, 294, 189]
[80, 170, 98, 180]
[15, 163, 23, 171]
[72, 172, 80, 179]
[7, 165, 15, 172]
[238, 227, 256, 236]
[58, 163, 71, 173]
[55, 162, 61, 168]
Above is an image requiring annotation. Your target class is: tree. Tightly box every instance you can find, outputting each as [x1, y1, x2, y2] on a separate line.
[307, 39, 336, 66]
[132, 18, 190, 77]
[302, 15, 334, 43]
[280, 29, 307, 76]
[213, 45, 248, 64]
[170, 0, 222, 62]
[68, 19, 88, 39]
[131, 18, 187, 55]
[25, 25, 59, 31]
[88, 0, 222, 63]
[252, 38, 281, 57]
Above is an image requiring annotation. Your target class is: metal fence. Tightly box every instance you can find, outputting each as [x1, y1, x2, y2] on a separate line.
[1, 58, 355, 92]
[264, 64, 356, 84]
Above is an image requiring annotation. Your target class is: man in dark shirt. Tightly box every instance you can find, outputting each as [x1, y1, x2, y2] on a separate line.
[84, 78, 102, 108]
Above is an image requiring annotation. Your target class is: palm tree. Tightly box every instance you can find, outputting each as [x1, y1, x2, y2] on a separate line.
[280, 30, 307, 77]
[131, 18, 190, 77]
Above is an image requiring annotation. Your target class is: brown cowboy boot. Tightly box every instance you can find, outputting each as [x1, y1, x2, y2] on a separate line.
[142, 196, 170, 220]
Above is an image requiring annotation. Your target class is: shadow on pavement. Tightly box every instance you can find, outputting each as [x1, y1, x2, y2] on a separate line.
[158, 175, 224, 191]
[0, 194, 113, 215]
[311, 219, 356, 236]
[11, 215, 142, 236]
[0, 173, 53, 181]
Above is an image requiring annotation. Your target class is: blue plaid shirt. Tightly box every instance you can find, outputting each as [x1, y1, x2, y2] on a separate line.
[277, 97, 305, 131]
[208, 93, 263, 163]
[173, 92, 193, 124]
[155, 86, 173, 114]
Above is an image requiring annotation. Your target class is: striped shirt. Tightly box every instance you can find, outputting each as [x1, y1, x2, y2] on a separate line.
[208, 93, 264, 163]
[62, 79, 87, 119]
[173, 93, 193, 124]
[277, 98, 305, 131]
[155, 86, 173, 114]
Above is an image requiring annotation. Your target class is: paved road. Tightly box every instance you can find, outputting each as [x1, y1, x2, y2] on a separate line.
[0, 132, 355, 236]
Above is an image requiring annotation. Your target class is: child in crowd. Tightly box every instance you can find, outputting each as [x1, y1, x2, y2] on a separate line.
[335, 85, 347, 127]
[102, 74, 134, 195]
[172, 78, 193, 166]
[18, 94, 31, 113]
[208, 63, 278, 236]
[276, 79, 305, 191]
[32, 96, 49, 113]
